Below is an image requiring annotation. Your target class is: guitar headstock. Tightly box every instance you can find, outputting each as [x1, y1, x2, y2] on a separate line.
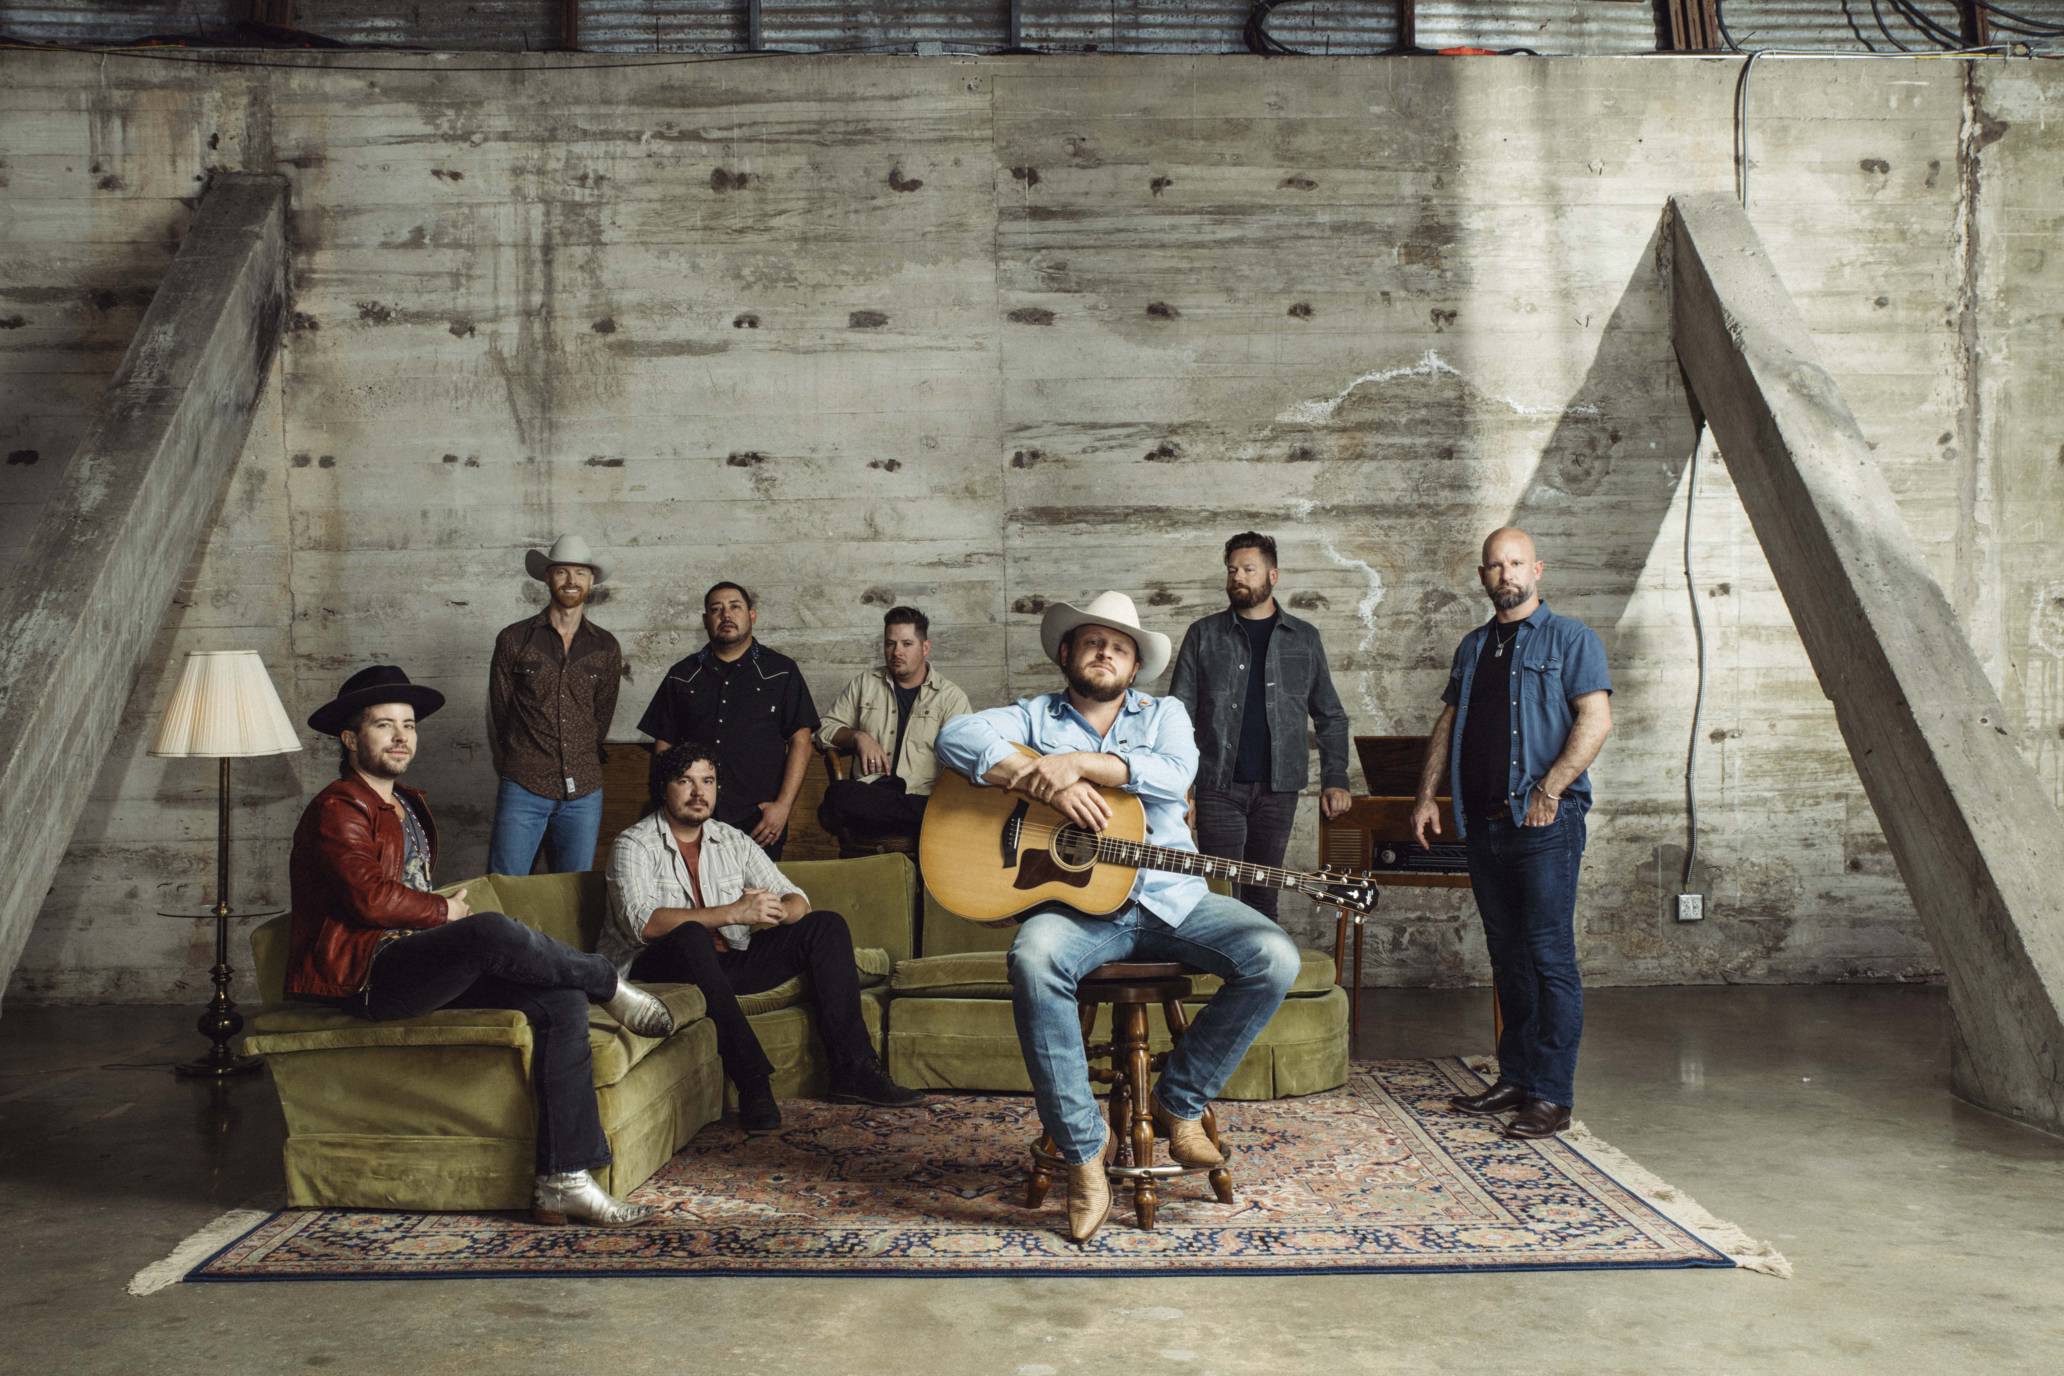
[1298, 869, 1380, 917]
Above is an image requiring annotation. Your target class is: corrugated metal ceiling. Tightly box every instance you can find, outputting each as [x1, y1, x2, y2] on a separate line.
[1717, 0, 2064, 51]
[5, 1, 2059, 53]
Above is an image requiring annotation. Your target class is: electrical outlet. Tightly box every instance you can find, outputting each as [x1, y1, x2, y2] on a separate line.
[1676, 893, 1705, 923]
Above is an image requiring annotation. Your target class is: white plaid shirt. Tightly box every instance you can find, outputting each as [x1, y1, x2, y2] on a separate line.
[602, 811, 809, 975]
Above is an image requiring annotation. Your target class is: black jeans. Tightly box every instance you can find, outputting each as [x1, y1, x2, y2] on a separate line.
[1194, 782, 1300, 921]
[1465, 809, 1588, 1107]
[629, 911, 870, 1091]
[352, 913, 618, 1175]
[817, 777, 927, 842]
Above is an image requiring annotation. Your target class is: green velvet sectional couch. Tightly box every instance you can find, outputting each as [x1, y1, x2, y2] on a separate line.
[243, 853, 1347, 1210]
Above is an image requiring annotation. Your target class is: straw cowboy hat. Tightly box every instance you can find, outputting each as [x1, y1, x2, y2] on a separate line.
[1038, 591, 1173, 682]
[307, 665, 446, 738]
[524, 534, 610, 584]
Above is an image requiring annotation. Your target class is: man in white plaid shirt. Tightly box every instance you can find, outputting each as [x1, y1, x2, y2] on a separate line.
[604, 741, 923, 1133]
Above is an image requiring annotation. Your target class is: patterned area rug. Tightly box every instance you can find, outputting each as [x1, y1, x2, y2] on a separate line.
[190, 1059, 1761, 1281]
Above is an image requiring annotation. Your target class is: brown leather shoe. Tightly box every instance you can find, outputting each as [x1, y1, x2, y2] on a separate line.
[1065, 1128, 1116, 1245]
[1150, 1093, 1226, 1168]
[1450, 1081, 1528, 1116]
[1503, 1099, 1572, 1139]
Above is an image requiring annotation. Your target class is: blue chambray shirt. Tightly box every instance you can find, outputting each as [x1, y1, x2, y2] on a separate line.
[934, 689, 1207, 927]
[1439, 602, 1612, 840]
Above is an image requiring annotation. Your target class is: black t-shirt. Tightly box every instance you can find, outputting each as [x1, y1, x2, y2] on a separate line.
[1459, 625, 1518, 822]
[891, 681, 920, 773]
[636, 643, 820, 828]
[1232, 611, 1278, 784]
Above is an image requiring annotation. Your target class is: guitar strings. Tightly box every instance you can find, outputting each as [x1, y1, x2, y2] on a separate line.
[1014, 820, 1353, 893]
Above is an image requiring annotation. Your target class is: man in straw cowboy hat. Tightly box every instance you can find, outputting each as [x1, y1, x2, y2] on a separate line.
[935, 592, 1302, 1245]
[287, 664, 676, 1226]
[487, 534, 624, 876]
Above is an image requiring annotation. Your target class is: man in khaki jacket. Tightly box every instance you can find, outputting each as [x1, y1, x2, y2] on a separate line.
[815, 605, 973, 845]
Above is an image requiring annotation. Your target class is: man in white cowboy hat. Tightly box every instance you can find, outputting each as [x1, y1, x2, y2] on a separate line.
[487, 535, 624, 875]
[934, 591, 1302, 1245]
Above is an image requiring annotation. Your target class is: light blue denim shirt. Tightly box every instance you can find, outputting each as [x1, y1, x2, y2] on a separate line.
[934, 689, 1207, 927]
[1439, 602, 1612, 840]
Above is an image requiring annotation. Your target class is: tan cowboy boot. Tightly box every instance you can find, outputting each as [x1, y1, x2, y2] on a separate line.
[1065, 1127, 1117, 1245]
[1151, 1092, 1226, 1168]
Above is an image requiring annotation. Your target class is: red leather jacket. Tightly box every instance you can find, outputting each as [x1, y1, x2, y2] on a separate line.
[286, 771, 450, 999]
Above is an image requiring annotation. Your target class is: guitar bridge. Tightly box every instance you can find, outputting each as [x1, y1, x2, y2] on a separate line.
[1003, 800, 1028, 868]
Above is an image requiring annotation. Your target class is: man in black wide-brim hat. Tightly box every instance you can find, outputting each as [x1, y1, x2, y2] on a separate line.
[285, 664, 677, 1227]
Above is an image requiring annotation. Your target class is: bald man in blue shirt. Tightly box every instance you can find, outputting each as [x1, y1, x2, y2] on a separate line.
[1410, 528, 1613, 1141]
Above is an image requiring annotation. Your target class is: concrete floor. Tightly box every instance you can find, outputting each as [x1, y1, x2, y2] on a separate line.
[4, 986, 2062, 1375]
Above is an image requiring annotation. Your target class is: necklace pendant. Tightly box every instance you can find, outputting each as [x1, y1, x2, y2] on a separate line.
[1494, 642, 1505, 658]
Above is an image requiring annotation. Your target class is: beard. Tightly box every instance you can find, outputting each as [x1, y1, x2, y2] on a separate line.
[666, 797, 715, 827]
[552, 583, 588, 609]
[354, 740, 411, 779]
[1064, 661, 1129, 703]
[1489, 580, 1533, 612]
[708, 621, 747, 647]
[1227, 582, 1268, 609]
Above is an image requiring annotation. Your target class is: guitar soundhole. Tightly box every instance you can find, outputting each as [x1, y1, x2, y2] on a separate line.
[1048, 828, 1099, 872]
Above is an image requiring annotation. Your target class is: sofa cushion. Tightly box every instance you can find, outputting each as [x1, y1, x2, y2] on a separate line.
[586, 983, 711, 1086]
[890, 952, 1016, 998]
[779, 854, 917, 963]
[891, 945, 1337, 999]
[734, 947, 891, 1016]
[246, 983, 708, 1091]
[482, 871, 601, 951]
[251, 878, 509, 1004]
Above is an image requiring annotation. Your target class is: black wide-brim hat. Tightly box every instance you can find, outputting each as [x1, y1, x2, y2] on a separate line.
[307, 665, 447, 738]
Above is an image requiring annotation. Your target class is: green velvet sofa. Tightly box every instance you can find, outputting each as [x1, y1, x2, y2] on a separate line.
[243, 853, 916, 1210]
[887, 890, 1351, 1101]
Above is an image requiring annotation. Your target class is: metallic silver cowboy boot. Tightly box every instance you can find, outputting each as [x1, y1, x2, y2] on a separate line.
[532, 1170, 652, 1227]
[602, 979, 673, 1038]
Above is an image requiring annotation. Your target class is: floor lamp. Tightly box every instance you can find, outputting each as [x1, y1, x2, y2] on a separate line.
[150, 650, 301, 1079]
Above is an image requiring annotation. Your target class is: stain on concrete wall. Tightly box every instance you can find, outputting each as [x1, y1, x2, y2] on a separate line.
[3, 53, 2059, 1001]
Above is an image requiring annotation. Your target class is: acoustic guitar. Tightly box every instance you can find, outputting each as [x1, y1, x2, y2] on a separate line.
[920, 748, 1381, 924]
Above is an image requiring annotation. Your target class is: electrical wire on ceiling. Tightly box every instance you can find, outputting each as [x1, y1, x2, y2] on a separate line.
[1717, 0, 2060, 54]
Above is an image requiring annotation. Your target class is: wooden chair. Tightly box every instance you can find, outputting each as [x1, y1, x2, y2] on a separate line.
[1024, 961, 1235, 1230]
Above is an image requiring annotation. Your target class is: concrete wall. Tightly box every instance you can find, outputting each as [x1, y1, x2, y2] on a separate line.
[3, 51, 2059, 1002]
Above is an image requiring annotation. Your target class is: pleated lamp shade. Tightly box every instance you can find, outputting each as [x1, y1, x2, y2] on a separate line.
[149, 650, 302, 759]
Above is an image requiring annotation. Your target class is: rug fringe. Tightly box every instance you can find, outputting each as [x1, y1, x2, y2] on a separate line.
[127, 1209, 270, 1296]
[1562, 1121, 1792, 1279]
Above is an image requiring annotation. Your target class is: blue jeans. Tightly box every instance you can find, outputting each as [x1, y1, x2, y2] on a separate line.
[1007, 892, 1302, 1164]
[1466, 808, 1588, 1107]
[488, 777, 604, 876]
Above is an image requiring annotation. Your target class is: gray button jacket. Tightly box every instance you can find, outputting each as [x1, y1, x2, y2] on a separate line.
[1168, 606, 1353, 796]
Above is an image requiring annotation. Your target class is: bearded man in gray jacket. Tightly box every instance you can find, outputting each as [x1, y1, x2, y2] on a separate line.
[1169, 532, 1354, 921]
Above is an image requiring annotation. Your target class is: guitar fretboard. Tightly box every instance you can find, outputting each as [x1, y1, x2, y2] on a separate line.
[1018, 819, 1322, 893]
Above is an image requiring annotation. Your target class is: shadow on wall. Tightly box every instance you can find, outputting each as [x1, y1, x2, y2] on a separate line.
[1502, 215, 1694, 630]
[1500, 210, 1703, 929]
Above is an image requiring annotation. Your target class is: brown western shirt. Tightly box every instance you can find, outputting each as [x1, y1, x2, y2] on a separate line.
[488, 610, 623, 800]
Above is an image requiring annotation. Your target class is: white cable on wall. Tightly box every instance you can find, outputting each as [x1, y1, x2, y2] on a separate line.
[1683, 425, 1710, 891]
